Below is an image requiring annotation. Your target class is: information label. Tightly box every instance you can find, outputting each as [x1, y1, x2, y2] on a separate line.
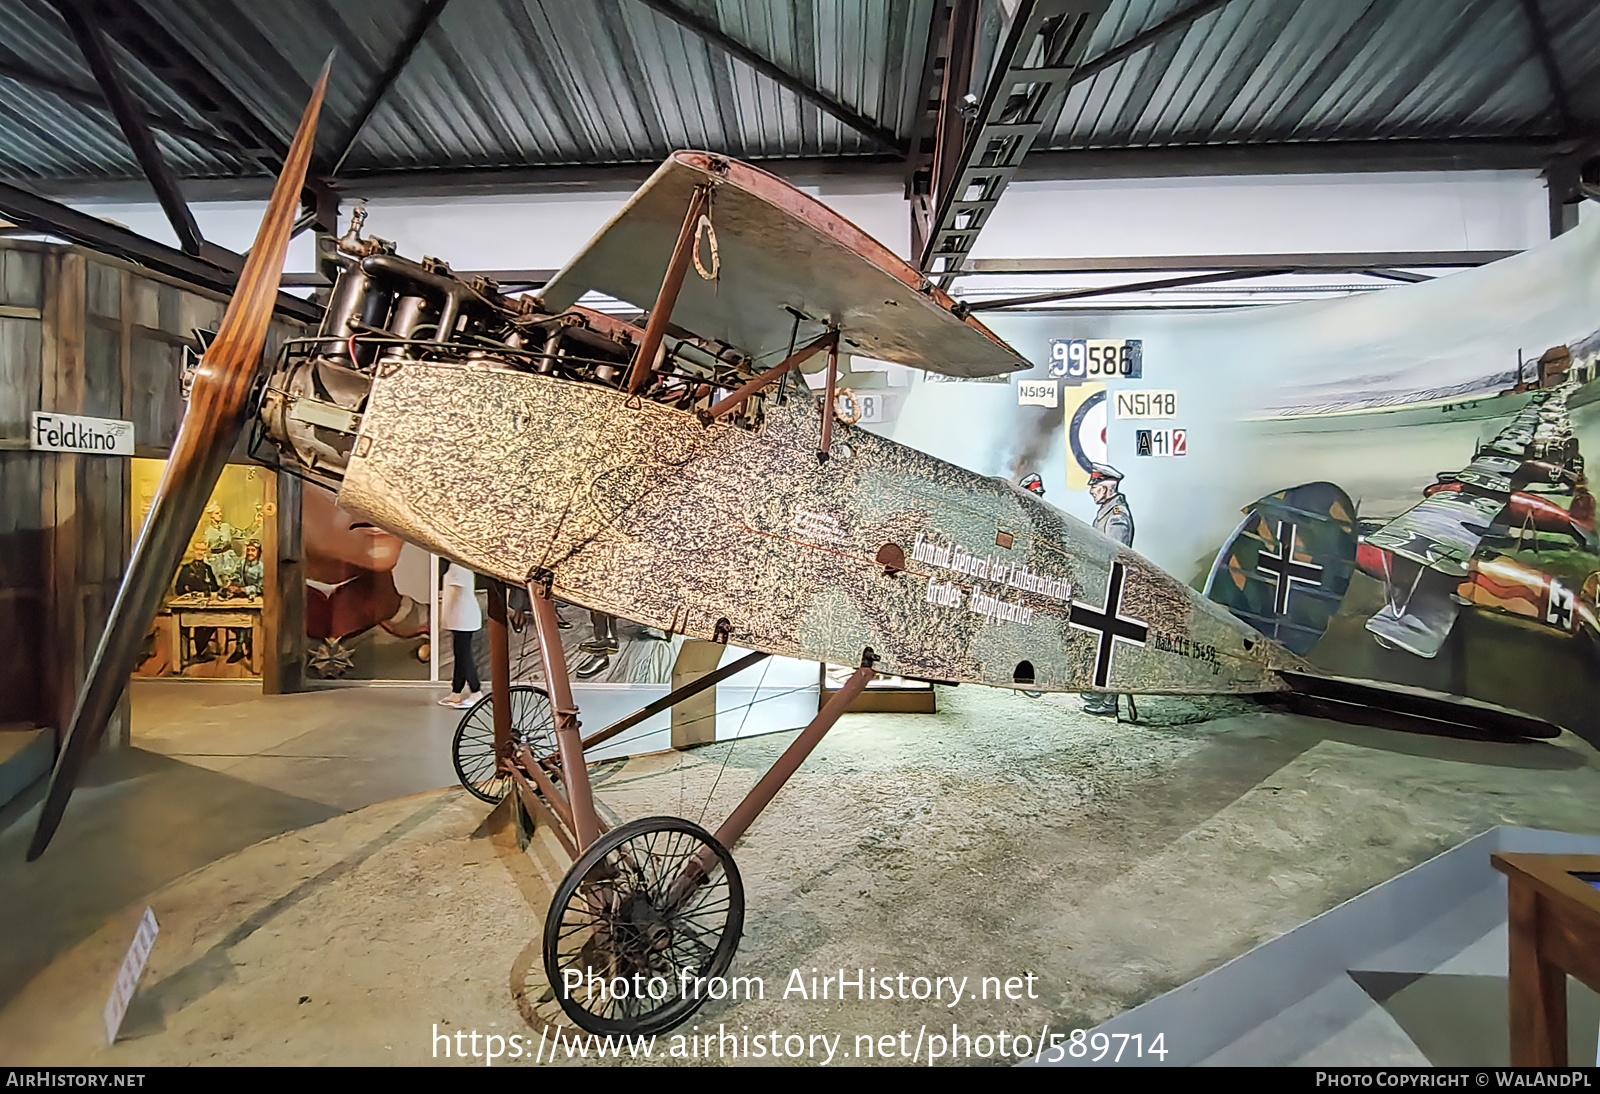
[104, 906, 159, 1044]
[1135, 428, 1187, 457]
[1047, 339, 1143, 385]
[1114, 390, 1177, 419]
[1017, 380, 1059, 407]
[30, 411, 134, 455]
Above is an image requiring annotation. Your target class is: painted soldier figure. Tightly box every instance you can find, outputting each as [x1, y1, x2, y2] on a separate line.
[1089, 463, 1134, 548]
[1084, 463, 1134, 715]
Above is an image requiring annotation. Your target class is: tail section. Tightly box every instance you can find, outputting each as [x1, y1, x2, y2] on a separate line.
[1203, 482, 1358, 655]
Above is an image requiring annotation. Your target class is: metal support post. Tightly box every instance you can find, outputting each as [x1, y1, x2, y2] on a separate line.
[626, 184, 710, 395]
[486, 580, 512, 764]
[702, 331, 837, 422]
[712, 660, 876, 851]
[529, 587, 602, 851]
[819, 338, 839, 460]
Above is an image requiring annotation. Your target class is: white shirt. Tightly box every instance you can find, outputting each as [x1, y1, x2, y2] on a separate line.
[441, 563, 483, 632]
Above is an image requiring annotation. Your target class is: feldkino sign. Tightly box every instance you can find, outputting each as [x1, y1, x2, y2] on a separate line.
[30, 411, 134, 455]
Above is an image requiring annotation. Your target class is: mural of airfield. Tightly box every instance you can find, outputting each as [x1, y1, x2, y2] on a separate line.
[895, 218, 1600, 735]
[1246, 338, 1600, 731]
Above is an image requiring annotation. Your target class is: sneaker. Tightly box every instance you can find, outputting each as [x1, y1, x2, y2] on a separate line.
[439, 692, 463, 707]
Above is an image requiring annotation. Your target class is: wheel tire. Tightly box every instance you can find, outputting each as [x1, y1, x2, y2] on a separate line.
[451, 685, 555, 803]
[544, 816, 744, 1036]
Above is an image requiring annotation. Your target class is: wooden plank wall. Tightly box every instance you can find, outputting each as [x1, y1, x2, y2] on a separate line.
[0, 238, 310, 752]
[0, 244, 46, 729]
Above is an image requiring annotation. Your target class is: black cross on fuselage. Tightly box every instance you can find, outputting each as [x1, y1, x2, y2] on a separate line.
[1256, 520, 1323, 615]
[1069, 560, 1149, 688]
[1548, 583, 1574, 629]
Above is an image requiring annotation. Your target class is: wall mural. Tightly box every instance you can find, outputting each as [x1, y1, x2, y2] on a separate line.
[130, 460, 268, 679]
[302, 481, 432, 680]
[892, 218, 1600, 736]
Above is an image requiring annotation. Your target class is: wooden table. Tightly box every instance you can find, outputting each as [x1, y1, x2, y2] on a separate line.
[1490, 851, 1600, 1065]
[164, 595, 264, 674]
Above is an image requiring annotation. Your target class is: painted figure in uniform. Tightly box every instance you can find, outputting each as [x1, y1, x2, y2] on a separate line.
[202, 502, 243, 585]
[1083, 462, 1134, 715]
[220, 540, 266, 664]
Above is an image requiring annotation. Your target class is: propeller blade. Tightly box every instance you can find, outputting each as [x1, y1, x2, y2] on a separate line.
[26, 62, 331, 861]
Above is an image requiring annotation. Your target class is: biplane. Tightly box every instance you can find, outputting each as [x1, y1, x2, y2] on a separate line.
[24, 75, 1568, 1038]
[1344, 387, 1598, 658]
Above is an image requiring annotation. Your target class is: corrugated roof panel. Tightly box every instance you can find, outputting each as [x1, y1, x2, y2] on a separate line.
[1045, 0, 1573, 151]
[1551, 0, 1600, 123]
[0, 0, 1596, 187]
[134, 0, 434, 150]
[0, 0, 252, 178]
[348, 0, 895, 172]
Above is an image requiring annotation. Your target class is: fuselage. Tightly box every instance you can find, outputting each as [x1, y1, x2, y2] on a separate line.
[337, 362, 1295, 694]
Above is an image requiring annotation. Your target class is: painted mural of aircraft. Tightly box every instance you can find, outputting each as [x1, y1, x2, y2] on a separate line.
[1348, 388, 1598, 657]
[24, 76, 1566, 1037]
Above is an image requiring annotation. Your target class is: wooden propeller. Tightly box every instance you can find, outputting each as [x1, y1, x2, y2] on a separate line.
[26, 64, 331, 860]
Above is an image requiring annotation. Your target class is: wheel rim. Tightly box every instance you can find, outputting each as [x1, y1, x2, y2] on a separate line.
[452, 685, 554, 803]
[544, 816, 743, 1036]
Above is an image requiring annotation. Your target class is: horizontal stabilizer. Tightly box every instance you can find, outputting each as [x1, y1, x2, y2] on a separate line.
[1272, 671, 1561, 740]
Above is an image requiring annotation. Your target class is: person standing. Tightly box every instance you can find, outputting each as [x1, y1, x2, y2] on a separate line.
[440, 561, 483, 708]
[1083, 463, 1134, 716]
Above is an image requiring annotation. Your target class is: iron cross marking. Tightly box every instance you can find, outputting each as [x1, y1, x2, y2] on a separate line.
[1069, 560, 1149, 688]
[1256, 520, 1324, 615]
[1547, 581, 1574, 629]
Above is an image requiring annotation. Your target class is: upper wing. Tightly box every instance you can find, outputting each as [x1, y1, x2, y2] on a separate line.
[1365, 492, 1505, 576]
[1446, 455, 1520, 493]
[539, 151, 1029, 379]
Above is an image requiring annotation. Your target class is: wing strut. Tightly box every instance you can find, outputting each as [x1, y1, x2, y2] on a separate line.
[819, 336, 839, 461]
[702, 329, 837, 422]
[626, 182, 712, 394]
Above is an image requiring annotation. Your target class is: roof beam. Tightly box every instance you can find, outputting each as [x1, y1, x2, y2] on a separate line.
[86, 0, 288, 174]
[49, 0, 204, 256]
[0, 178, 320, 323]
[919, 0, 1110, 276]
[0, 51, 236, 153]
[956, 251, 1518, 275]
[1068, 0, 1236, 86]
[28, 132, 1585, 204]
[966, 268, 1292, 310]
[1517, 0, 1574, 134]
[1015, 137, 1585, 178]
[1363, 269, 1432, 283]
[332, 0, 451, 176]
[904, 0, 956, 257]
[634, 0, 906, 154]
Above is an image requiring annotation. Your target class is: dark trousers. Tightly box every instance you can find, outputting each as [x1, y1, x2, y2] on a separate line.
[452, 629, 480, 693]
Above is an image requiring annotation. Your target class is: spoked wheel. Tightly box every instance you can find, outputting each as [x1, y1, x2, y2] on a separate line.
[544, 816, 744, 1036]
[452, 685, 555, 803]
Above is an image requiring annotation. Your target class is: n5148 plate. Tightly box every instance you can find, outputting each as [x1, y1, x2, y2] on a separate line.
[1115, 390, 1176, 418]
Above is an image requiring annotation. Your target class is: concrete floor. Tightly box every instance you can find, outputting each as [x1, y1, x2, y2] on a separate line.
[1, 681, 1598, 1065]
